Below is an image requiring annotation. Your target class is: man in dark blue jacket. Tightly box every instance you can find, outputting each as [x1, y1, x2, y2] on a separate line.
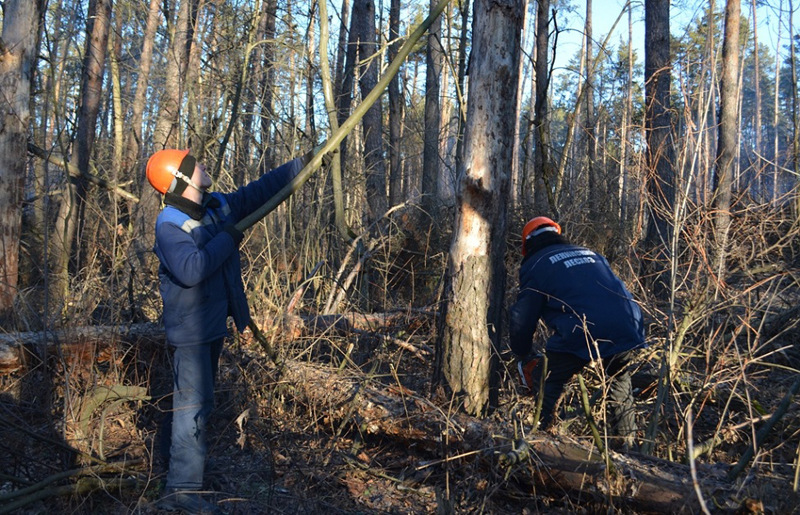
[509, 217, 644, 448]
[147, 148, 317, 514]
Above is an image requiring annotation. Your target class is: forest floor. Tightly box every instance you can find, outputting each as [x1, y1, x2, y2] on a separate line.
[2, 317, 800, 514]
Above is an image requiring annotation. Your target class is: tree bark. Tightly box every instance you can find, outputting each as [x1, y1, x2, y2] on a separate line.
[585, 0, 598, 218]
[124, 0, 161, 178]
[422, 0, 444, 216]
[0, 0, 43, 313]
[751, 0, 763, 194]
[453, 0, 470, 186]
[353, 0, 388, 225]
[618, 5, 633, 227]
[52, 0, 111, 304]
[642, 0, 675, 296]
[435, 0, 523, 417]
[713, 0, 740, 285]
[135, 0, 196, 248]
[533, 0, 555, 214]
[388, 0, 404, 207]
[773, 0, 783, 203]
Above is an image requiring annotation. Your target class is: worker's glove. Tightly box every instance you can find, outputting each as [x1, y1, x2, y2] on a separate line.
[312, 141, 339, 168]
[517, 353, 542, 392]
[223, 224, 244, 246]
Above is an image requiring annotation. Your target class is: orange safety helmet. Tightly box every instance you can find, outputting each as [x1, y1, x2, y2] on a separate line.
[146, 149, 197, 194]
[521, 216, 561, 256]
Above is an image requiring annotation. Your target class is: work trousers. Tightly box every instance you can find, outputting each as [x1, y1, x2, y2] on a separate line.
[531, 349, 637, 445]
[164, 338, 223, 490]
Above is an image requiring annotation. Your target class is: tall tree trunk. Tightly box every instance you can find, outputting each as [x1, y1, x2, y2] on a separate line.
[0, 0, 43, 313]
[306, 3, 317, 142]
[511, 0, 531, 211]
[773, 0, 783, 204]
[241, 0, 267, 180]
[618, 4, 633, 227]
[53, 0, 111, 303]
[435, 0, 523, 417]
[422, 0, 444, 215]
[533, 0, 555, 214]
[792, 0, 799, 194]
[124, 0, 160, 178]
[584, 0, 597, 219]
[388, 0, 404, 206]
[134, 0, 196, 247]
[454, 0, 470, 184]
[713, 0, 740, 285]
[337, 0, 359, 173]
[642, 0, 674, 296]
[259, 0, 279, 171]
[334, 0, 351, 93]
[751, 0, 763, 196]
[353, 0, 388, 225]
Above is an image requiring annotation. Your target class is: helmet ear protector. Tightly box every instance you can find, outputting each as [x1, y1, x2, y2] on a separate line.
[170, 154, 197, 195]
[146, 149, 200, 194]
[521, 217, 561, 256]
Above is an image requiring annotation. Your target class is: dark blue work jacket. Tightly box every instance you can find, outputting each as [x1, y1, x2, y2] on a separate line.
[509, 243, 645, 361]
[154, 158, 303, 346]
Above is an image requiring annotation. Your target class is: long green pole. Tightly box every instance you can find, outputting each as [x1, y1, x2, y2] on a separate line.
[235, 0, 452, 232]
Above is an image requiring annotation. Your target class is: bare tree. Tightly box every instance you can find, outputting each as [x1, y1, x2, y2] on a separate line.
[751, 0, 763, 193]
[134, 0, 197, 246]
[642, 0, 674, 295]
[124, 0, 161, 177]
[435, 0, 523, 417]
[52, 0, 111, 300]
[353, 0, 387, 225]
[388, 0, 404, 206]
[533, 0, 555, 213]
[618, 3, 633, 226]
[422, 0, 444, 215]
[712, 0, 740, 283]
[0, 0, 43, 313]
[584, 0, 598, 218]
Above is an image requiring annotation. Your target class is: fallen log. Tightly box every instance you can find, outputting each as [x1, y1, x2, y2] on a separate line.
[0, 323, 164, 373]
[0, 311, 435, 373]
[277, 359, 731, 513]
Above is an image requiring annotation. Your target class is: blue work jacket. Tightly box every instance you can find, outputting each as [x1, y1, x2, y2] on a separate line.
[509, 243, 645, 361]
[153, 158, 303, 346]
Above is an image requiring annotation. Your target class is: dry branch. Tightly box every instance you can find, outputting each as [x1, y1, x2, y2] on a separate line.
[278, 359, 729, 513]
[0, 312, 434, 373]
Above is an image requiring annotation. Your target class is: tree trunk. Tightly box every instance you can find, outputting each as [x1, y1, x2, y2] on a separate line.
[618, 5, 632, 227]
[259, 0, 279, 171]
[642, 0, 674, 296]
[533, 0, 555, 214]
[712, 0, 740, 285]
[124, 0, 160, 178]
[435, 0, 523, 417]
[53, 0, 111, 302]
[585, 0, 598, 218]
[751, 0, 763, 196]
[241, 0, 263, 176]
[353, 0, 388, 225]
[511, 0, 531, 211]
[0, 0, 43, 313]
[792, 0, 799, 196]
[453, 0, 470, 185]
[773, 0, 783, 204]
[134, 0, 196, 249]
[388, 0, 404, 207]
[422, 0, 444, 215]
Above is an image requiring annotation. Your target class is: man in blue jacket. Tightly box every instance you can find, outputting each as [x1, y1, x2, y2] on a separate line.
[509, 217, 644, 449]
[147, 148, 318, 514]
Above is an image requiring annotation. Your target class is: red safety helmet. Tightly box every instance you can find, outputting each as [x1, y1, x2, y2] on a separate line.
[521, 216, 561, 256]
[146, 149, 197, 194]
